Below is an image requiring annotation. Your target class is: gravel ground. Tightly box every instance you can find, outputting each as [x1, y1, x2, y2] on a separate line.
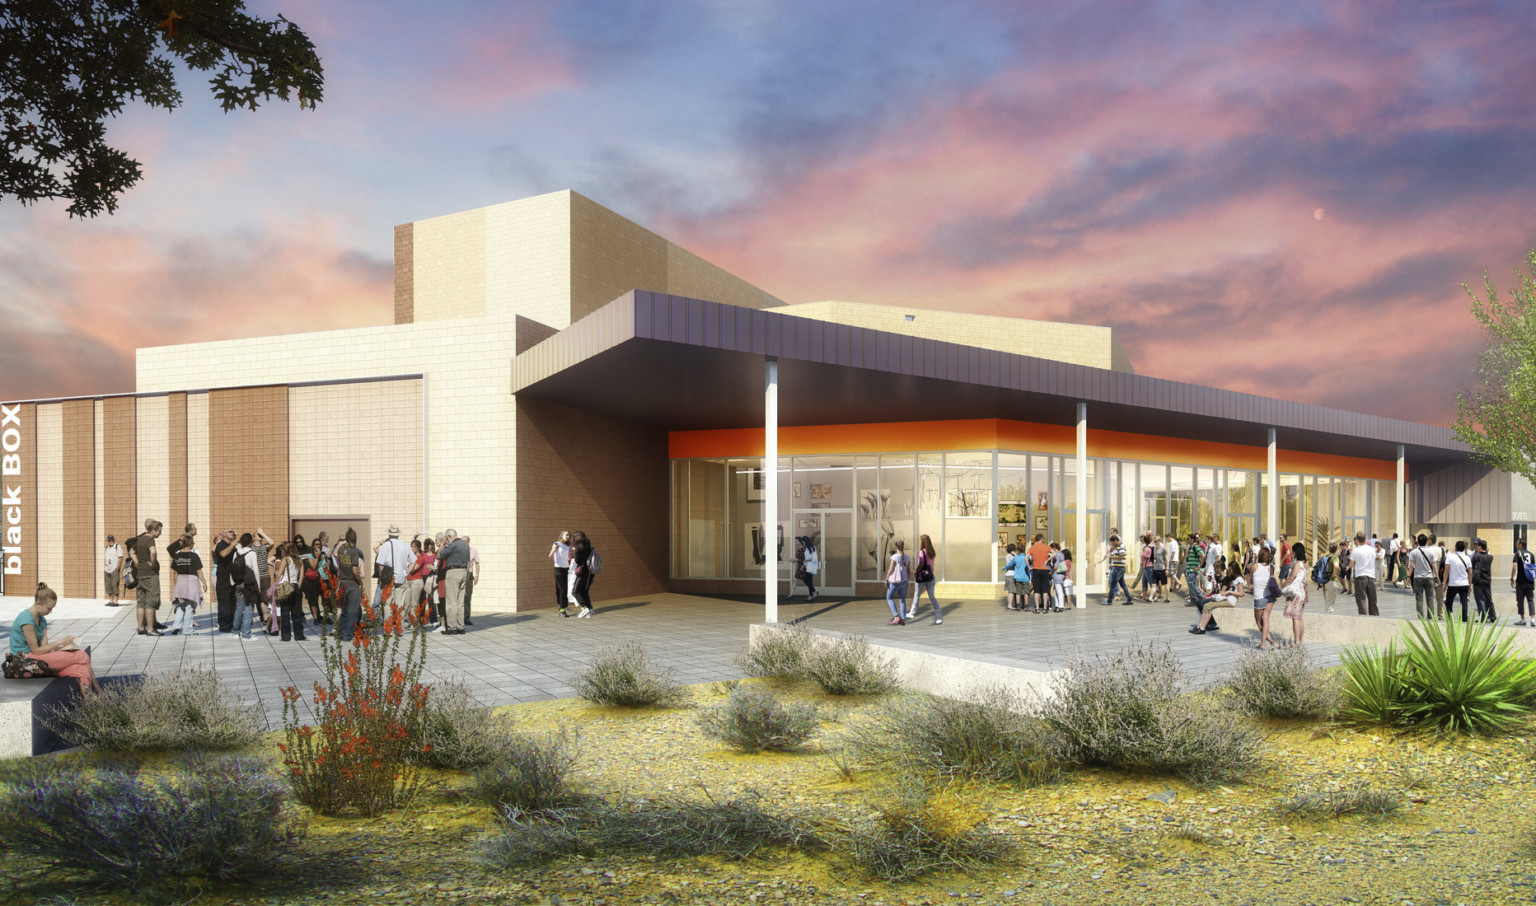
[8, 681, 1536, 906]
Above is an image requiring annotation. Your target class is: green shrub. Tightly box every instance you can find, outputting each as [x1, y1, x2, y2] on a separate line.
[696, 685, 820, 753]
[46, 666, 264, 752]
[850, 688, 1056, 785]
[737, 623, 817, 678]
[0, 755, 301, 894]
[480, 789, 823, 866]
[1037, 642, 1261, 784]
[1340, 618, 1536, 734]
[465, 726, 582, 814]
[1224, 647, 1341, 720]
[412, 678, 517, 769]
[838, 776, 1011, 881]
[571, 642, 686, 707]
[1276, 784, 1402, 821]
[802, 635, 899, 696]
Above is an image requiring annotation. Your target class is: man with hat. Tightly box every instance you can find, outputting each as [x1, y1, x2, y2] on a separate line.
[375, 524, 414, 614]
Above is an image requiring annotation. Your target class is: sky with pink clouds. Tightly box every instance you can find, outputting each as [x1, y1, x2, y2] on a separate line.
[3, 0, 1534, 426]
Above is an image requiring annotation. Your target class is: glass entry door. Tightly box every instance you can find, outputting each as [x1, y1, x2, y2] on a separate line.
[793, 509, 853, 595]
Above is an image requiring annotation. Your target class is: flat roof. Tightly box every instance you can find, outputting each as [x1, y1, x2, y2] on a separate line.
[512, 291, 1469, 466]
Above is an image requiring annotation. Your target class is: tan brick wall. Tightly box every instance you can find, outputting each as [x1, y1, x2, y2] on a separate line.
[412, 207, 487, 322]
[515, 398, 669, 607]
[136, 395, 170, 535]
[103, 397, 136, 544]
[485, 192, 574, 330]
[209, 387, 289, 539]
[168, 392, 187, 534]
[664, 243, 781, 313]
[187, 393, 210, 549]
[62, 399, 95, 598]
[34, 404, 62, 591]
[570, 191, 669, 323]
[288, 379, 423, 560]
[394, 222, 414, 325]
[772, 300, 1127, 372]
[93, 399, 105, 597]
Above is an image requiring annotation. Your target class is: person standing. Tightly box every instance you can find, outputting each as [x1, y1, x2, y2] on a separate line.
[1150, 534, 1169, 603]
[333, 528, 367, 641]
[130, 520, 164, 636]
[1251, 547, 1277, 649]
[375, 525, 413, 614]
[1408, 535, 1441, 621]
[1027, 534, 1052, 612]
[1317, 542, 1340, 613]
[103, 533, 123, 607]
[167, 533, 206, 636]
[438, 529, 472, 633]
[885, 538, 910, 626]
[251, 528, 274, 627]
[1104, 535, 1131, 606]
[1470, 538, 1496, 623]
[1513, 538, 1536, 626]
[273, 542, 307, 641]
[1282, 542, 1310, 647]
[1349, 532, 1379, 617]
[1166, 534, 1182, 594]
[567, 530, 595, 620]
[1183, 533, 1204, 607]
[212, 530, 238, 633]
[549, 531, 572, 617]
[906, 533, 940, 623]
[1277, 535, 1293, 582]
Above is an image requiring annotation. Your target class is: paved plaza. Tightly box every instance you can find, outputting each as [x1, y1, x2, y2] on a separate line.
[4, 581, 1525, 731]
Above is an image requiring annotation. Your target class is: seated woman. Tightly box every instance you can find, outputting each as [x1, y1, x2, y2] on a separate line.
[1189, 561, 1247, 635]
[10, 583, 102, 693]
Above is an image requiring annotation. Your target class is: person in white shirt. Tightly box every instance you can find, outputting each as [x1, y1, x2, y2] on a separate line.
[1442, 540, 1473, 623]
[1251, 547, 1277, 649]
[103, 534, 124, 607]
[374, 525, 413, 613]
[1408, 534, 1442, 620]
[549, 531, 573, 617]
[1386, 533, 1401, 587]
[1349, 531, 1379, 616]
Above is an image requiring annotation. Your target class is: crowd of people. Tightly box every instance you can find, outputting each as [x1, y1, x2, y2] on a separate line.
[99, 520, 484, 641]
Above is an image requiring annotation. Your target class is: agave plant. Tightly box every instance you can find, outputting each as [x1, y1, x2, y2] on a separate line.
[1340, 619, 1536, 735]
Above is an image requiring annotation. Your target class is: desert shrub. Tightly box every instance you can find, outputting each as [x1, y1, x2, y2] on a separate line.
[465, 726, 582, 813]
[0, 755, 301, 894]
[46, 666, 263, 752]
[1276, 784, 1402, 821]
[411, 678, 517, 769]
[571, 642, 686, 707]
[696, 685, 820, 753]
[736, 623, 817, 678]
[279, 603, 431, 816]
[1037, 642, 1261, 784]
[838, 776, 1011, 881]
[850, 687, 1057, 786]
[802, 635, 899, 696]
[480, 789, 823, 866]
[1339, 618, 1536, 735]
[1224, 647, 1342, 720]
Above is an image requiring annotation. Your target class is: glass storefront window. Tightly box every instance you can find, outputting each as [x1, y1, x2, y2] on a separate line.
[671, 460, 689, 577]
[998, 453, 1030, 557]
[945, 453, 993, 517]
[917, 454, 943, 560]
[854, 455, 879, 581]
[1280, 473, 1300, 541]
[1170, 466, 1193, 539]
[1140, 463, 1167, 538]
[792, 455, 854, 509]
[864, 455, 914, 581]
[688, 459, 725, 577]
[727, 459, 765, 577]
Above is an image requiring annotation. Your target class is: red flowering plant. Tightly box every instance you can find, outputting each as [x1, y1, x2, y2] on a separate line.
[279, 598, 431, 816]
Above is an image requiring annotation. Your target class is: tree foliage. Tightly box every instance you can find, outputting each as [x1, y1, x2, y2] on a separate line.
[0, 0, 323, 217]
[1454, 250, 1536, 485]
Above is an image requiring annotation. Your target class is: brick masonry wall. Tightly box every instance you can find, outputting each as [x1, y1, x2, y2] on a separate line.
[168, 393, 187, 533]
[209, 387, 289, 540]
[103, 397, 136, 545]
[136, 395, 170, 537]
[35, 404, 61, 592]
[187, 393, 210, 550]
[515, 398, 669, 607]
[62, 399, 95, 598]
[93, 400, 105, 596]
[394, 222, 414, 325]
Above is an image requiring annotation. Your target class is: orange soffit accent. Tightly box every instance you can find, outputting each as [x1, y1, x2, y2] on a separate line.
[1277, 450, 1397, 481]
[669, 419, 1086, 458]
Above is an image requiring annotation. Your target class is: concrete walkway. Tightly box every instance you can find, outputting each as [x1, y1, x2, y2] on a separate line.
[2, 580, 1527, 731]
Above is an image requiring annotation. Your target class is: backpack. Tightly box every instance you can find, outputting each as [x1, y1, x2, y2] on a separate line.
[1141, 545, 1154, 568]
[1312, 555, 1330, 588]
[587, 550, 603, 575]
[1520, 550, 1536, 583]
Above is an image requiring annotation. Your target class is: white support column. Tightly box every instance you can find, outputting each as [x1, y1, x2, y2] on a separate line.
[764, 357, 779, 624]
[1076, 402, 1088, 608]
[1267, 428, 1278, 542]
[1397, 445, 1407, 544]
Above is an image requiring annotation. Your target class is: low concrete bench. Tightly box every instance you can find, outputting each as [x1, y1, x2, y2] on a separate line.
[0, 675, 79, 758]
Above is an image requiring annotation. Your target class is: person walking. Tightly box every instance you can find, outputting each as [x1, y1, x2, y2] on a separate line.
[788, 536, 812, 600]
[1408, 535, 1441, 621]
[549, 531, 572, 617]
[167, 533, 206, 636]
[1349, 532, 1379, 616]
[568, 530, 596, 619]
[103, 534, 123, 607]
[1442, 540, 1473, 623]
[1104, 535, 1131, 606]
[884, 539, 910, 625]
[1252, 547, 1277, 649]
[1471, 538, 1496, 623]
[332, 528, 367, 642]
[1514, 538, 1536, 626]
[801, 537, 820, 602]
[906, 534, 940, 623]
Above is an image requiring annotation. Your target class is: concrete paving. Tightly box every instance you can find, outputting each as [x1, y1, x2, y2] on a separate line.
[4, 580, 1529, 731]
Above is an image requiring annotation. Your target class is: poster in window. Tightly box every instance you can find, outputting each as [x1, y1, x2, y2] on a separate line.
[745, 469, 766, 502]
[1037, 490, 1049, 511]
